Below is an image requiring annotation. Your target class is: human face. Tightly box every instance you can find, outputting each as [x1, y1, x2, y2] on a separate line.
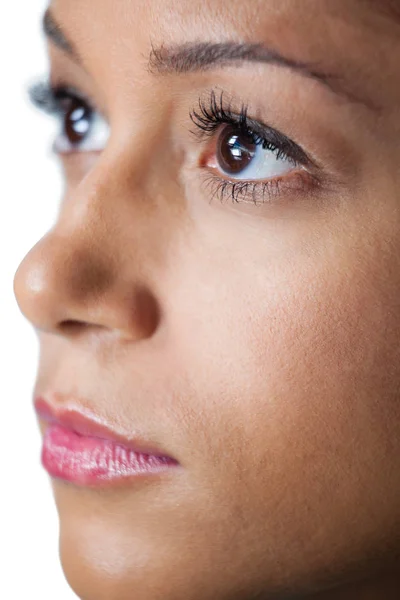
[13, 1, 400, 599]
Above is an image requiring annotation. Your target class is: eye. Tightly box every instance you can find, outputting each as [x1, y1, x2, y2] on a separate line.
[27, 81, 110, 155]
[54, 94, 110, 154]
[214, 124, 295, 181]
[189, 90, 317, 204]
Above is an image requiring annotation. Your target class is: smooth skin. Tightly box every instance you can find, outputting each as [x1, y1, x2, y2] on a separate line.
[13, 1, 400, 599]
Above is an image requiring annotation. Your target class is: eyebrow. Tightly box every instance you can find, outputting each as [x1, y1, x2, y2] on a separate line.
[149, 41, 338, 89]
[148, 43, 384, 111]
[42, 8, 79, 61]
[42, 8, 376, 110]
[42, 8, 333, 85]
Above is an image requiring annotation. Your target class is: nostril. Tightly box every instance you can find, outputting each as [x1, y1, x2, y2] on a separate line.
[134, 287, 161, 340]
[58, 320, 90, 336]
[12, 233, 162, 343]
[57, 287, 161, 342]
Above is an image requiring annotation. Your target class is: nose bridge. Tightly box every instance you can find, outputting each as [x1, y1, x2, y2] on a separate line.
[13, 153, 161, 342]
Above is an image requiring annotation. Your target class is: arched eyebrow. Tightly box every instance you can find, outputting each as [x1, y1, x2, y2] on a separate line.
[42, 8, 79, 62]
[42, 7, 379, 111]
[42, 8, 333, 86]
[147, 41, 376, 108]
[148, 41, 333, 82]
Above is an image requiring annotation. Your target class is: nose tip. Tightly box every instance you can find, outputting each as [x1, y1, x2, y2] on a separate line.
[13, 232, 161, 342]
[13, 239, 58, 332]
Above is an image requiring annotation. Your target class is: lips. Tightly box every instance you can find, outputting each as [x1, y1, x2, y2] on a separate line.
[34, 397, 179, 486]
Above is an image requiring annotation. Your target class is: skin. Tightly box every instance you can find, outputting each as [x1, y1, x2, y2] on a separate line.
[13, 0, 400, 598]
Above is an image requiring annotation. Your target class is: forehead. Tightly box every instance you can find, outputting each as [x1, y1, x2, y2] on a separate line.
[49, 0, 400, 60]
[49, 0, 400, 110]
[49, 0, 399, 31]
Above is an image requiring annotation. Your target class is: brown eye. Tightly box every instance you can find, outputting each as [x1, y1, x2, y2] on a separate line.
[216, 124, 257, 175]
[62, 98, 92, 146]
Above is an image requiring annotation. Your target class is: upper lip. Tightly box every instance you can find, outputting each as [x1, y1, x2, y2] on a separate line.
[34, 396, 177, 460]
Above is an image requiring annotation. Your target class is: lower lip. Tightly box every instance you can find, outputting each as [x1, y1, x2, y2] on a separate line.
[41, 423, 178, 487]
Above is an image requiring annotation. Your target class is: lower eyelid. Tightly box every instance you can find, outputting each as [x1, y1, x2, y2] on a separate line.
[200, 168, 320, 206]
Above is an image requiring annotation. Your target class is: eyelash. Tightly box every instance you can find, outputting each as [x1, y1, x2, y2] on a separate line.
[28, 79, 95, 153]
[28, 80, 318, 204]
[190, 90, 317, 204]
[28, 79, 93, 118]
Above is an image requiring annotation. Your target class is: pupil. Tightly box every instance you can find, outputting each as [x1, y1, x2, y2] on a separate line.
[217, 125, 256, 175]
[64, 99, 91, 145]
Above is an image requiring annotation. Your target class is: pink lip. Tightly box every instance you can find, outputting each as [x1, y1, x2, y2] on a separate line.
[34, 397, 179, 487]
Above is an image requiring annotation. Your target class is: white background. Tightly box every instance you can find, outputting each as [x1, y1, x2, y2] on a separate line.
[1, 1, 78, 598]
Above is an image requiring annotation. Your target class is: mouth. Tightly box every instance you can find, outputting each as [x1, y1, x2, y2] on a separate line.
[34, 397, 180, 487]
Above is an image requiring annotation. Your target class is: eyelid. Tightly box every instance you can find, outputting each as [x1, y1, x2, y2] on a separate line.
[27, 76, 112, 157]
[201, 170, 319, 206]
[189, 89, 328, 205]
[238, 116, 314, 168]
[190, 89, 318, 170]
[27, 77, 101, 120]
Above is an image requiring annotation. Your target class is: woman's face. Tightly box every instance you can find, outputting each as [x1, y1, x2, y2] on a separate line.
[13, 1, 400, 599]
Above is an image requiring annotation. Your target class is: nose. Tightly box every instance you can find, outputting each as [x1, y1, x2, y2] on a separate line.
[13, 166, 161, 343]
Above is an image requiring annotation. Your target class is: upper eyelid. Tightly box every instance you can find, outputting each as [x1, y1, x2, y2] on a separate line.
[27, 79, 96, 117]
[27, 79, 316, 170]
[190, 91, 316, 168]
[244, 116, 315, 167]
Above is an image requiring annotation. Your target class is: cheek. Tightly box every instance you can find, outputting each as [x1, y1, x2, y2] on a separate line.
[169, 219, 400, 541]
[177, 218, 400, 418]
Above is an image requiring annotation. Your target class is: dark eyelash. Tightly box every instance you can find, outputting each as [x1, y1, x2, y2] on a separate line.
[202, 171, 318, 206]
[190, 89, 313, 168]
[27, 78, 92, 117]
[27, 81, 316, 204]
[203, 174, 285, 205]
